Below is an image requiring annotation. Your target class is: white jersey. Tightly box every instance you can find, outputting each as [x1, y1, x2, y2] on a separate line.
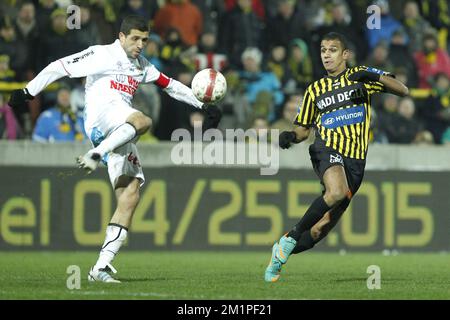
[26, 40, 206, 188]
[26, 39, 204, 111]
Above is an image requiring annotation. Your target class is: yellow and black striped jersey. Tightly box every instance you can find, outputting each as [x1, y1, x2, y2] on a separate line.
[295, 66, 386, 160]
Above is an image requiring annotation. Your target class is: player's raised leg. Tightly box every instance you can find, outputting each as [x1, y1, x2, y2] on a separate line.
[78, 111, 151, 173]
[88, 175, 140, 283]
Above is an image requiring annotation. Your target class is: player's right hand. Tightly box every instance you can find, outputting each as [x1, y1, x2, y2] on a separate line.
[8, 88, 34, 108]
[202, 104, 222, 129]
[279, 131, 297, 149]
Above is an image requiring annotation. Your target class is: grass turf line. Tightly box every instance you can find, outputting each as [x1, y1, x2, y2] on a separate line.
[0, 251, 448, 300]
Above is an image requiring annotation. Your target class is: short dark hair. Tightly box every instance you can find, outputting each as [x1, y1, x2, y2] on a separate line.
[120, 15, 149, 35]
[321, 32, 349, 51]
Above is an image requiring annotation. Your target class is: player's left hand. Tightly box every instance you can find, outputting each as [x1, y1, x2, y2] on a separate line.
[279, 131, 297, 149]
[202, 104, 222, 129]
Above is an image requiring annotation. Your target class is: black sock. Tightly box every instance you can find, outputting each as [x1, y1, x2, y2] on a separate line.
[292, 230, 316, 254]
[287, 196, 331, 241]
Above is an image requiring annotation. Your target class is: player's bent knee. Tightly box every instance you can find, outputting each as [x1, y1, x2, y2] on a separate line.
[325, 188, 350, 205]
[134, 116, 152, 135]
[127, 112, 152, 134]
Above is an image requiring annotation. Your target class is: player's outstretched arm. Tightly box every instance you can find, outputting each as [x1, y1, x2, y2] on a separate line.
[379, 74, 409, 97]
[9, 46, 102, 108]
[348, 66, 409, 97]
[149, 71, 222, 128]
[8, 60, 67, 108]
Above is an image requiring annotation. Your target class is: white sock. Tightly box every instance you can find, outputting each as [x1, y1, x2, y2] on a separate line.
[93, 224, 128, 270]
[93, 123, 136, 157]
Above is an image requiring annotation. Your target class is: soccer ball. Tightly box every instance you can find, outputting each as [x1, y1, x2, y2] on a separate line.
[191, 68, 227, 103]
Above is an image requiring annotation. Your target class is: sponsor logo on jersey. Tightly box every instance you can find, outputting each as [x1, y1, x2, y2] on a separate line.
[70, 50, 94, 64]
[110, 76, 141, 95]
[316, 87, 365, 110]
[321, 105, 365, 129]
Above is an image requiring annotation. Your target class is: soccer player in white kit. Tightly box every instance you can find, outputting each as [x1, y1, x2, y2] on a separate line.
[8, 15, 221, 283]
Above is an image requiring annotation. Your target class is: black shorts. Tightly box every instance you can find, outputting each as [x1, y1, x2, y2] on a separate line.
[309, 139, 366, 195]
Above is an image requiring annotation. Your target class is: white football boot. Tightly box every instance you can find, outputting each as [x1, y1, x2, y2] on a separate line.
[77, 150, 101, 174]
[88, 263, 121, 283]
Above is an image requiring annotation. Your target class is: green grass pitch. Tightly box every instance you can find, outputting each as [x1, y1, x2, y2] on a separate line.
[0, 251, 448, 300]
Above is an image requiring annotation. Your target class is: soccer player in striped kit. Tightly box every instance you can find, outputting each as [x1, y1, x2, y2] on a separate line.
[265, 32, 409, 282]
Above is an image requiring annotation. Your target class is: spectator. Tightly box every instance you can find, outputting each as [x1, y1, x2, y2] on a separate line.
[366, 0, 404, 51]
[143, 33, 164, 71]
[0, 93, 21, 140]
[36, 8, 80, 71]
[313, 0, 366, 64]
[421, 73, 450, 144]
[70, 78, 86, 118]
[271, 98, 299, 131]
[220, 70, 252, 129]
[401, 0, 432, 53]
[238, 47, 283, 121]
[0, 17, 29, 80]
[375, 94, 399, 143]
[364, 41, 394, 72]
[384, 97, 433, 144]
[267, 45, 292, 93]
[194, 31, 228, 72]
[14, 1, 39, 78]
[154, 63, 197, 140]
[185, 111, 205, 140]
[120, 0, 152, 21]
[218, 0, 264, 68]
[89, 0, 118, 44]
[414, 32, 450, 88]
[73, 5, 102, 50]
[15, 2, 38, 42]
[191, 0, 226, 35]
[35, 0, 58, 31]
[389, 28, 418, 87]
[441, 127, 450, 145]
[153, 0, 203, 46]
[159, 27, 187, 66]
[32, 87, 86, 143]
[418, 0, 450, 51]
[393, 67, 413, 91]
[287, 38, 313, 91]
[224, 0, 265, 20]
[0, 54, 15, 81]
[247, 115, 269, 143]
[265, 0, 308, 50]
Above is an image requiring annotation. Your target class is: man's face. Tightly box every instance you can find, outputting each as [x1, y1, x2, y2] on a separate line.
[243, 57, 259, 72]
[320, 39, 348, 74]
[119, 29, 149, 59]
[424, 38, 437, 53]
[57, 89, 71, 109]
[283, 100, 298, 122]
[52, 15, 67, 33]
[19, 4, 35, 23]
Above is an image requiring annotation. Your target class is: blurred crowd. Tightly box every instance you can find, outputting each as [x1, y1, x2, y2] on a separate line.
[0, 0, 450, 145]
